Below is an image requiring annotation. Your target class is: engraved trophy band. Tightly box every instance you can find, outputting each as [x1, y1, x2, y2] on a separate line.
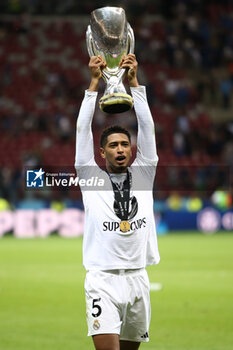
[86, 7, 135, 114]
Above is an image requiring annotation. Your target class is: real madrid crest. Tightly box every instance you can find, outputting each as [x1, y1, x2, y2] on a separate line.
[93, 319, 100, 330]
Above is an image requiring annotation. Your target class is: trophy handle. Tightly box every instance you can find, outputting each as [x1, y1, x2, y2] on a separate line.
[86, 25, 96, 57]
[127, 23, 135, 54]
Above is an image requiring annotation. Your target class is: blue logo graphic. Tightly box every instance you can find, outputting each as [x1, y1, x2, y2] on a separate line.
[26, 168, 45, 188]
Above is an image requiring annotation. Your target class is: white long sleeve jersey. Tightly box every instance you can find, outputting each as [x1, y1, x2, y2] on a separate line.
[75, 86, 160, 270]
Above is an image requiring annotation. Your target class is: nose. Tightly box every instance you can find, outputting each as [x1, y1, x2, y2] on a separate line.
[117, 145, 123, 153]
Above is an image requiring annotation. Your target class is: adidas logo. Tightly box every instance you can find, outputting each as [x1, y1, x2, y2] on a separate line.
[141, 332, 149, 339]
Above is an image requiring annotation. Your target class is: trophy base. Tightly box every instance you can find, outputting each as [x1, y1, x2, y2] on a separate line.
[99, 93, 133, 114]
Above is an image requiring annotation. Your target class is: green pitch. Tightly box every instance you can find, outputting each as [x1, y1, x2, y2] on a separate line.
[0, 232, 232, 350]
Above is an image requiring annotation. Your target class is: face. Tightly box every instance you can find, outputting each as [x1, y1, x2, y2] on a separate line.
[100, 133, 132, 173]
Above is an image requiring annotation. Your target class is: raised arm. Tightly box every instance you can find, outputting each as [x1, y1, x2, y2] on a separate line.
[75, 56, 106, 169]
[120, 54, 158, 163]
[131, 85, 158, 163]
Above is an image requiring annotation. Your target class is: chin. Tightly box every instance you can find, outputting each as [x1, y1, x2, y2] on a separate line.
[116, 165, 128, 173]
[110, 164, 127, 173]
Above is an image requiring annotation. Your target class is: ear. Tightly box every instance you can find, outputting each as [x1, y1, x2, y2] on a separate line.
[100, 147, 106, 159]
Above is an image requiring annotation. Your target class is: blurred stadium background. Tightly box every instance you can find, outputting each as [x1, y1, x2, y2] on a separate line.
[0, 0, 232, 236]
[0, 1, 232, 349]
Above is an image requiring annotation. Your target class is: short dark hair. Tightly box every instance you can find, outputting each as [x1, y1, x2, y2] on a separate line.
[100, 125, 131, 148]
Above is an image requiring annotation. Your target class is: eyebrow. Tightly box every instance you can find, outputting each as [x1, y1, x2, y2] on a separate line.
[108, 140, 130, 145]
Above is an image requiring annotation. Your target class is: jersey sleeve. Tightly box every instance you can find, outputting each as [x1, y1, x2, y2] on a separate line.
[130, 86, 158, 166]
[75, 90, 98, 171]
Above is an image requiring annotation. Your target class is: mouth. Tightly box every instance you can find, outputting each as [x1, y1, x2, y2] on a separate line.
[116, 155, 126, 164]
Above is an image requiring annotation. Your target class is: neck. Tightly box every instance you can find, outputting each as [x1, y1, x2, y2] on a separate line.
[106, 166, 127, 174]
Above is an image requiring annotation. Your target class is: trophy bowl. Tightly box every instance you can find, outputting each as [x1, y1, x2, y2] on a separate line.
[86, 7, 135, 114]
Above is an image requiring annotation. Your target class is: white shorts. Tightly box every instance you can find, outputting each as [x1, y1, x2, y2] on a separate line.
[85, 268, 151, 343]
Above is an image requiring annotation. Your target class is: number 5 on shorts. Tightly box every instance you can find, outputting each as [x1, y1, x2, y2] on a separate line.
[91, 298, 102, 317]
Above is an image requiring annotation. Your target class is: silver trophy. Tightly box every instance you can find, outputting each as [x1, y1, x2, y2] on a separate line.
[86, 7, 135, 114]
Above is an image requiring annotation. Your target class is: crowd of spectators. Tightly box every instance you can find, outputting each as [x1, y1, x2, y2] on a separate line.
[0, 0, 232, 205]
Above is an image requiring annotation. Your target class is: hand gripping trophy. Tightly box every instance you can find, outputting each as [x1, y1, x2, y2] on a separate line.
[86, 7, 135, 114]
